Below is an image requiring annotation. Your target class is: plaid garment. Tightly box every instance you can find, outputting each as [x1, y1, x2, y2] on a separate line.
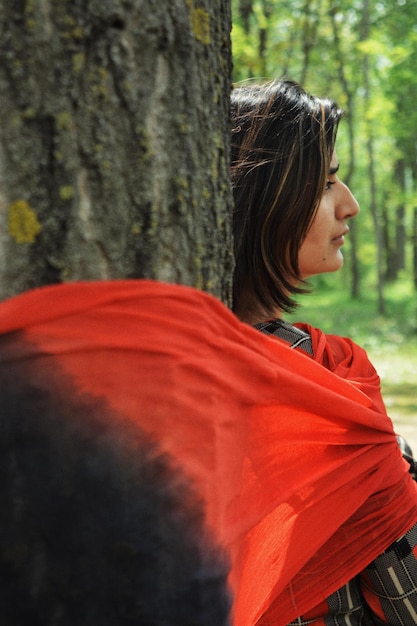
[287, 578, 373, 625]
[257, 319, 417, 625]
[254, 319, 314, 355]
[285, 524, 417, 625]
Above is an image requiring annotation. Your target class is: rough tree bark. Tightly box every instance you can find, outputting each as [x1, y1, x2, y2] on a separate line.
[0, 0, 233, 303]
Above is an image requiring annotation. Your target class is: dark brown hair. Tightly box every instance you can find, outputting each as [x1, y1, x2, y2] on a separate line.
[231, 79, 343, 320]
[0, 332, 231, 626]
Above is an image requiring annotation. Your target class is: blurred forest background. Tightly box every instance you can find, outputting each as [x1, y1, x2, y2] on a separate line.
[231, 0, 417, 445]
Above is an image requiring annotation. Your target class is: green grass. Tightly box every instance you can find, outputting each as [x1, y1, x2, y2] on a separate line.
[287, 274, 417, 346]
[287, 275, 417, 449]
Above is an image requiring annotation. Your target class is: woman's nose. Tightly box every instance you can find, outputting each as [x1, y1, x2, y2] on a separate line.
[338, 182, 360, 220]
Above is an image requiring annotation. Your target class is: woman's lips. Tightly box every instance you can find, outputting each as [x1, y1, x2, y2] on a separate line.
[332, 228, 349, 245]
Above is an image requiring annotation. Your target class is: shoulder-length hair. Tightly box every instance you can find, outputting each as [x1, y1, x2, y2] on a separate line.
[230, 79, 343, 319]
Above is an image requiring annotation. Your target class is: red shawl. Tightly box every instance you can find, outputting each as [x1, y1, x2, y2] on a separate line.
[0, 279, 415, 625]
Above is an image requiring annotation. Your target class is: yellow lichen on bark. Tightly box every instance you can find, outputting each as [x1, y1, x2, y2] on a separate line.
[59, 185, 75, 200]
[185, 1, 211, 45]
[191, 8, 211, 45]
[8, 200, 42, 244]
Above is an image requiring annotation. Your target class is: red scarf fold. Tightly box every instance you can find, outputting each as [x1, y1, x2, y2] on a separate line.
[0, 279, 415, 625]
[296, 321, 388, 414]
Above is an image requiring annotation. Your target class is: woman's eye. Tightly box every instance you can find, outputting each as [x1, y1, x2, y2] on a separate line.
[325, 180, 336, 191]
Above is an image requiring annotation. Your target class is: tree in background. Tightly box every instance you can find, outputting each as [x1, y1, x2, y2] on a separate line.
[0, 0, 233, 303]
[380, 0, 417, 284]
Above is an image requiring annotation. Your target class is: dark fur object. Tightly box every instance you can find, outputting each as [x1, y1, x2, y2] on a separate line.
[0, 333, 231, 625]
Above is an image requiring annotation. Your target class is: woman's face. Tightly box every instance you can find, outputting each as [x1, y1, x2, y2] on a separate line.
[297, 151, 360, 279]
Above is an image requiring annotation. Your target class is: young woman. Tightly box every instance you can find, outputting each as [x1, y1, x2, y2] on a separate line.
[231, 78, 417, 624]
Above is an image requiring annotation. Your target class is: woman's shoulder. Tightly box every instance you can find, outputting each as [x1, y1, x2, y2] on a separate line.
[293, 322, 375, 372]
[254, 319, 313, 355]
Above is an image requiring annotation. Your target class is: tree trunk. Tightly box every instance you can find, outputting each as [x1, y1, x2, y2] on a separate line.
[0, 0, 233, 304]
[299, 0, 321, 86]
[413, 207, 417, 291]
[360, 0, 385, 314]
[258, 0, 272, 77]
[385, 157, 406, 280]
[329, 3, 360, 299]
[238, 0, 253, 34]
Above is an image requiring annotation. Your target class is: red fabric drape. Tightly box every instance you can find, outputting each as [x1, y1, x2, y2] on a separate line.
[296, 321, 388, 414]
[0, 279, 415, 625]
